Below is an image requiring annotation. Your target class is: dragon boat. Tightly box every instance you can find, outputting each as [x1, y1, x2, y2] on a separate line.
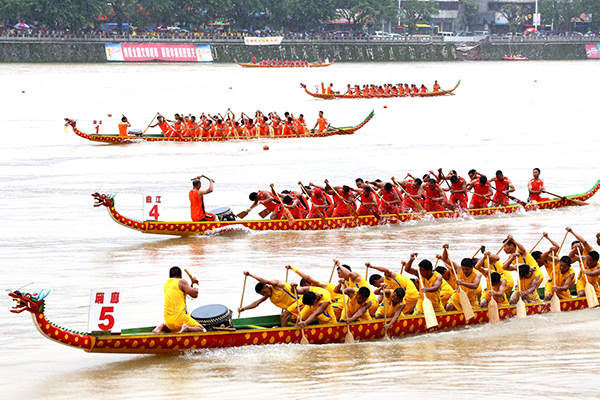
[9, 288, 598, 354]
[235, 59, 335, 68]
[300, 81, 460, 99]
[91, 178, 600, 236]
[64, 110, 373, 144]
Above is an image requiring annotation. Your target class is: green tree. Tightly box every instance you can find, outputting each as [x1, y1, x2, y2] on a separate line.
[289, 0, 338, 30]
[460, 0, 479, 31]
[499, 4, 531, 33]
[23, 0, 105, 32]
[400, 0, 439, 34]
[335, 0, 398, 32]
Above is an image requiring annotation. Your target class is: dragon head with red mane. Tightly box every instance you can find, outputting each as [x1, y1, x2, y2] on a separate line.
[64, 118, 76, 127]
[9, 289, 50, 314]
[92, 192, 115, 208]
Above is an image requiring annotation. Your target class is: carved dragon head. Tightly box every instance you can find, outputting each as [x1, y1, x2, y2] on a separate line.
[64, 118, 76, 127]
[9, 289, 50, 314]
[92, 192, 115, 208]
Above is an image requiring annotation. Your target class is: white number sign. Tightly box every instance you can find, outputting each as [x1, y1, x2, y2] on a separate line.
[88, 289, 122, 333]
[143, 194, 163, 221]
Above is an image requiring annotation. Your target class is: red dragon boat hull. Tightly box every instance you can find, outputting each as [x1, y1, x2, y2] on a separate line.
[301, 81, 460, 99]
[91, 178, 600, 236]
[9, 289, 598, 355]
[503, 56, 529, 61]
[235, 60, 335, 68]
[65, 111, 373, 144]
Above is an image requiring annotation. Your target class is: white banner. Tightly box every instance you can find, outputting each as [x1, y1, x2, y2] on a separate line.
[143, 194, 163, 221]
[244, 37, 283, 46]
[88, 290, 122, 333]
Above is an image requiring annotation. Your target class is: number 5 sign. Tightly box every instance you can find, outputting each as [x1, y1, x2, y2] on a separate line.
[88, 290, 122, 334]
[143, 194, 163, 221]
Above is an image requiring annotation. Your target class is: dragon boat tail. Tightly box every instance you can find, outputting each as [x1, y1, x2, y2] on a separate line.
[91, 178, 600, 236]
[9, 289, 598, 354]
[64, 110, 373, 144]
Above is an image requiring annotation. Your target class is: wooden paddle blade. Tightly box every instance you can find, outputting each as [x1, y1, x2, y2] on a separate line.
[258, 208, 270, 218]
[300, 332, 309, 345]
[423, 298, 438, 329]
[458, 289, 475, 321]
[585, 283, 598, 308]
[236, 210, 249, 219]
[383, 331, 391, 341]
[282, 208, 295, 226]
[345, 329, 355, 344]
[550, 293, 561, 313]
[516, 298, 527, 318]
[488, 298, 500, 324]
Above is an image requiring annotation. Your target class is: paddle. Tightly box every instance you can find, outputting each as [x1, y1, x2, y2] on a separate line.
[486, 255, 500, 324]
[437, 168, 459, 210]
[382, 284, 391, 340]
[515, 257, 527, 319]
[298, 181, 326, 222]
[354, 190, 381, 220]
[550, 251, 561, 313]
[340, 283, 355, 343]
[489, 184, 527, 207]
[258, 209, 271, 218]
[293, 287, 309, 345]
[447, 251, 474, 321]
[270, 184, 295, 226]
[391, 177, 426, 214]
[472, 245, 485, 259]
[324, 180, 360, 219]
[529, 234, 545, 253]
[368, 183, 403, 219]
[577, 247, 599, 308]
[557, 230, 569, 255]
[417, 265, 438, 329]
[143, 112, 159, 134]
[237, 203, 258, 219]
[184, 268, 197, 300]
[329, 260, 338, 283]
[543, 190, 588, 206]
[467, 188, 505, 207]
[238, 274, 247, 318]
[496, 240, 509, 256]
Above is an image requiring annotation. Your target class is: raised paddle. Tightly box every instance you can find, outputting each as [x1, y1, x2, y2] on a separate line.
[293, 287, 309, 345]
[447, 251, 474, 321]
[340, 283, 355, 344]
[142, 112, 159, 134]
[324, 180, 360, 219]
[237, 274, 248, 318]
[557, 230, 570, 255]
[472, 245, 485, 259]
[529, 234, 545, 253]
[269, 184, 295, 226]
[515, 257, 527, 319]
[543, 190, 588, 206]
[329, 260, 338, 283]
[391, 177, 426, 214]
[382, 284, 391, 340]
[577, 247, 599, 308]
[496, 240, 509, 256]
[486, 255, 500, 324]
[550, 251, 561, 313]
[298, 181, 326, 222]
[417, 264, 438, 329]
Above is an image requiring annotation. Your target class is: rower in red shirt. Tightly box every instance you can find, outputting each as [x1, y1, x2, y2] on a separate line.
[248, 190, 279, 218]
[528, 167, 549, 202]
[423, 179, 446, 212]
[378, 182, 402, 215]
[276, 195, 305, 219]
[443, 170, 468, 209]
[356, 186, 379, 216]
[330, 185, 357, 218]
[469, 176, 493, 209]
[490, 170, 515, 206]
[399, 176, 423, 213]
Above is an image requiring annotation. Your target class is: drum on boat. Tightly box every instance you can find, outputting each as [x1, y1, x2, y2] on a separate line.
[191, 304, 233, 331]
[128, 128, 143, 137]
[210, 206, 236, 221]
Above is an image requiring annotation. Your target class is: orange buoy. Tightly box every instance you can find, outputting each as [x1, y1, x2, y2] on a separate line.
[383, 105, 387, 109]
[22, 90, 25, 93]
[263, 145, 269, 151]
[107, 114, 112, 117]
[229, 87, 232, 89]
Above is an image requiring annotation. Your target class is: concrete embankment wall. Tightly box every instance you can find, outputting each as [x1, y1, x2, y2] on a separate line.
[0, 39, 594, 62]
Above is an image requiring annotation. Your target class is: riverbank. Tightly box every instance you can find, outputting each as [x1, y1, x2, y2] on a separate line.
[0, 35, 596, 62]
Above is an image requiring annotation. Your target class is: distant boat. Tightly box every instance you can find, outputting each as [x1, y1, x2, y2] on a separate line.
[504, 54, 529, 61]
[235, 59, 335, 68]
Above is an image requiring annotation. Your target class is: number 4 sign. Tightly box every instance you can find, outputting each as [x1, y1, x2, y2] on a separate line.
[143, 194, 163, 221]
[88, 289, 122, 334]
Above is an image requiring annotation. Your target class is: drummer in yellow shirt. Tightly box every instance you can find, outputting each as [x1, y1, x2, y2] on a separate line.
[238, 271, 300, 327]
[153, 266, 205, 334]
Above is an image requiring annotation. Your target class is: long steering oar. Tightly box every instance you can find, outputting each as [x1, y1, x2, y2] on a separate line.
[486, 255, 500, 324]
[293, 287, 309, 345]
[447, 251, 474, 321]
[340, 283, 355, 343]
[298, 181, 326, 222]
[382, 284, 391, 340]
[578, 247, 599, 308]
[417, 264, 438, 329]
[324, 180, 360, 219]
[270, 184, 295, 226]
[238, 274, 247, 318]
[142, 112, 159, 134]
[515, 256, 527, 318]
[550, 251, 561, 313]
[391, 177, 426, 214]
[543, 190, 588, 206]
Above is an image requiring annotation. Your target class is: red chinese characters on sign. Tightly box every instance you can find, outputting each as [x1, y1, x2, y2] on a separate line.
[110, 292, 120, 304]
[155, 196, 161, 203]
[121, 44, 198, 62]
[146, 196, 152, 203]
[95, 292, 105, 304]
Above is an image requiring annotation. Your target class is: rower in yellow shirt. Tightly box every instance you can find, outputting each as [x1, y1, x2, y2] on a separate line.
[291, 284, 337, 327]
[238, 271, 300, 327]
[502, 235, 543, 289]
[153, 266, 205, 334]
[336, 260, 379, 316]
[445, 257, 483, 311]
[366, 261, 419, 314]
[542, 254, 575, 300]
[404, 253, 445, 313]
[285, 264, 347, 319]
[434, 264, 457, 307]
[566, 227, 600, 296]
[336, 282, 374, 322]
[480, 272, 509, 307]
[475, 251, 514, 297]
[509, 263, 541, 304]
[374, 286, 407, 331]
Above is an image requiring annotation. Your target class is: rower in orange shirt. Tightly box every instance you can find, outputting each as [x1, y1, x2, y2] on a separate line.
[378, 182, 402, 215]
[422, 178, 446, 212]
[433, 80, 441, 93]
[255, 113, 270, 137]
[528, 167, 549, 202]
[490, 170, 515, 206]
[398, 176, 423, 213]
[241, 112, 256, 137]
[469, 176, 493, 209]
[330, 185, 358, 218]
[118, 116, 131, 137]
[312, 111, 330, 133]
[444, 171, 468, 209]
[270, 112, 283, 136]
[420, 84, 427, 94]
[199, 115, 211, 138]
[187, 116, 200, 138]
[326, 83, 334, 94]
[150, 115, 173, 137]
[189, 177, 216, 221]
[292, 115, 304, 135]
